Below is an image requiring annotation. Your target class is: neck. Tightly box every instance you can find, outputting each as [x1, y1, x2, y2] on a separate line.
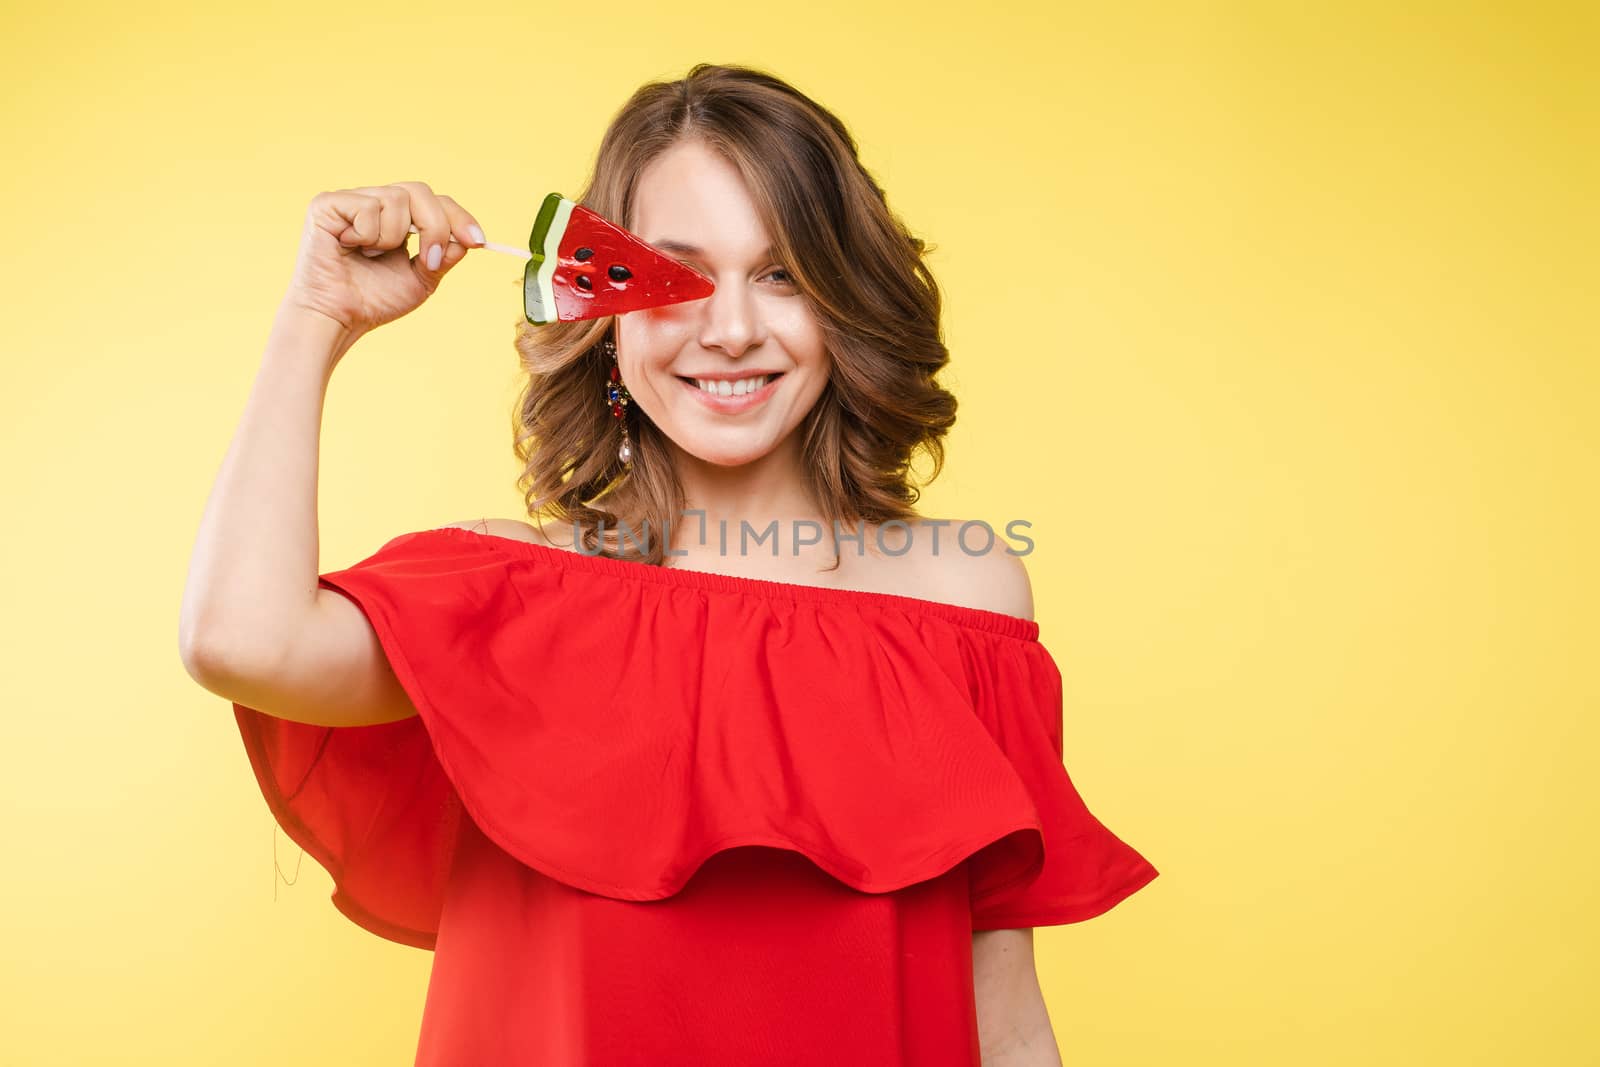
[666, 435, 826, 557]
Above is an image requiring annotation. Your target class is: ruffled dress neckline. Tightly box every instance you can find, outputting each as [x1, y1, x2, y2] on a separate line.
[232, 523, 1158, 954]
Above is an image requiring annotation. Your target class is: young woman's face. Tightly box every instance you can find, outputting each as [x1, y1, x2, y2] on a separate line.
[614, 138, 831, 468]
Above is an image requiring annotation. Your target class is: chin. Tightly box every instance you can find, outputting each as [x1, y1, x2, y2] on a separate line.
[683, 443, 775, 468]
[661, 427, 774, 468]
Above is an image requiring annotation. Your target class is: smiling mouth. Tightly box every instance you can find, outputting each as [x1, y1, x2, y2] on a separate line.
[675, 373, 785, 398]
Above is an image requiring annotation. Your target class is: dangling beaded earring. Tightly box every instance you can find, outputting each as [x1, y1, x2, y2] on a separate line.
[600, 337, 633, 467]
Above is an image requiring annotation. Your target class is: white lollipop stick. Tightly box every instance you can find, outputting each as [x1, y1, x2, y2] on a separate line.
[407, 223, 531, 261]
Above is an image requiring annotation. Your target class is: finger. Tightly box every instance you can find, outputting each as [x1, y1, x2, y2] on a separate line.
[351, 185, 411, 252]
[428, 195, 482, 273]
[345, 187, 397, 257]
[404, 223, 466, 267]
[391, 180, 452, 274]
[330, 193, 382, 249]
[435, 194, 487, 249]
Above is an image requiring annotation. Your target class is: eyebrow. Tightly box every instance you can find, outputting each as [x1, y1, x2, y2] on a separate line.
[649, 238, 777, 260]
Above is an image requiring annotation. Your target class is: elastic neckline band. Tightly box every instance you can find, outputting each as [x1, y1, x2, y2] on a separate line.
[420, 526, 1041, 641]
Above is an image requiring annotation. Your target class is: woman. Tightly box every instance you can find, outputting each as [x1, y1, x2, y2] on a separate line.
[180, 62, 1158, 1066]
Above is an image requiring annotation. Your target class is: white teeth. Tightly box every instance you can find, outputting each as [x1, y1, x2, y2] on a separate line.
[695, 375, 769, 397]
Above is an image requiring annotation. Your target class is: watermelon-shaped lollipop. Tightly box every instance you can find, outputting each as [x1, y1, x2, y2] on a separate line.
[523, 192, 716, 324]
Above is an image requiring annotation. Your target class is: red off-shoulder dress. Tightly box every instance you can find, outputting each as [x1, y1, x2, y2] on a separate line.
[231, 526, 1158, 1065]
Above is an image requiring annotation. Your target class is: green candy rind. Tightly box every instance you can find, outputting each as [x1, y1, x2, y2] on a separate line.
[523, 192, 575, 325]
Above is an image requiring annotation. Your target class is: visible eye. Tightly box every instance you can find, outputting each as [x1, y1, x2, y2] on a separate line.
[666, 261, 796, 288]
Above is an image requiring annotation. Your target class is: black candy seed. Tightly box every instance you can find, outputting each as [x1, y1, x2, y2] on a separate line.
[575, 274, 593, 291]
[608, 264, 632, 282]
[574, 247, 594, 261]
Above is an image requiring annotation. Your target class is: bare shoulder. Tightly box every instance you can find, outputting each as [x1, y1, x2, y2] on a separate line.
[892, 517, 1035, 620]
[437, 516, 581, 551]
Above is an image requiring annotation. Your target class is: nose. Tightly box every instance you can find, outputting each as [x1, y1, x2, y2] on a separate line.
[696, 277, 766, 358]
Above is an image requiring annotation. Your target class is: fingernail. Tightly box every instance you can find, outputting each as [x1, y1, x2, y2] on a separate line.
[426, 243, 442, 270]
[468, 224, 485, 245]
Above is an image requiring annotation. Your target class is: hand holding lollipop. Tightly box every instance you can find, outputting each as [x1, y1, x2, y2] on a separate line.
[284, 181, 485, 338]
[284, 184, 715, 341]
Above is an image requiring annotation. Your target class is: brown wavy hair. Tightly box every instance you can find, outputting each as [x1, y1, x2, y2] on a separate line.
[510, 62, 957, 568]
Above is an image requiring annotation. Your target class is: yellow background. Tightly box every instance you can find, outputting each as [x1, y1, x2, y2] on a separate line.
[2, 1, 1594, 1063]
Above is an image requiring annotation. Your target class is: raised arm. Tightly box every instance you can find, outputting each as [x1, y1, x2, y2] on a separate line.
[176, 305, 422, 727]
[178, 183, 484, 727]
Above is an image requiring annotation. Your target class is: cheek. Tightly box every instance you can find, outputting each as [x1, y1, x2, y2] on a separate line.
[616, 319, 684, 383]
[629, 303, 698, 345]
[770, 310, 829, 366]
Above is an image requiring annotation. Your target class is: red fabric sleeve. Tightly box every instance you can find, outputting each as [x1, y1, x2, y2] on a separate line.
[231, 530, 500, 950]
[964, 636, 1159, 930]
